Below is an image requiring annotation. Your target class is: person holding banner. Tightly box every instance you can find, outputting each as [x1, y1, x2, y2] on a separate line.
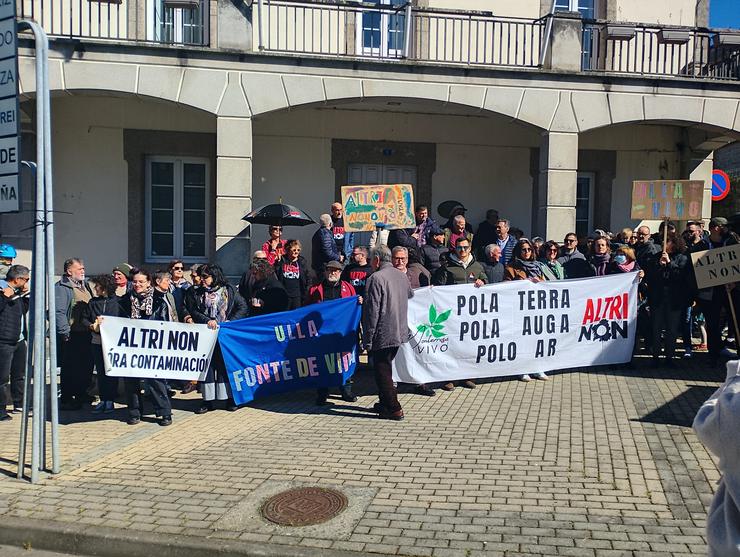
[362, 245, 413, 421]
[690, 217, 740, 365]
[505, 239, 549, 382]
[589, 237, 612, 277]
[82, 274, 124, 415]
[191, 264, 249, 413]
[308, 260, 359, 405]
[537, 241, 565, 281]
[644, 233, 692, 366]
[119, 269, 174, 426]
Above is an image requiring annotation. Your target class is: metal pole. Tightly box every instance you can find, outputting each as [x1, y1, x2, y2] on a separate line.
[16, 162, 36, 480]
[18, 20, 48, 484]
[37, 25, 58, 475]
[403, 2, 412, 59]
[539, 0, 556, 66]
[257, 0, 264, 50]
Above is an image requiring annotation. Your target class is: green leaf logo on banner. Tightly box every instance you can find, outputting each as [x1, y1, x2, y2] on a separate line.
[417, 304, 451, 339]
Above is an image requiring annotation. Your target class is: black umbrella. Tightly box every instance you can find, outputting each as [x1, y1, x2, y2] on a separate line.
[242, 203, 315, 227]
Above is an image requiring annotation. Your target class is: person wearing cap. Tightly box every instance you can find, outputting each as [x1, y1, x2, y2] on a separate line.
[308, 260, 358, 405]
[421, 226, 448, 273]
[494, 218, 517, 267]
[0, 244, 16, 281]
[0, 265, 29, 420]
[690, 216, 740, 366]
[112, 263, 133, 298]
[441, 204, 473, 233]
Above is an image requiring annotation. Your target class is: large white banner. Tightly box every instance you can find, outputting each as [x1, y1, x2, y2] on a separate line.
[100, 316, 218, 380]
[393, 273, 639, 383]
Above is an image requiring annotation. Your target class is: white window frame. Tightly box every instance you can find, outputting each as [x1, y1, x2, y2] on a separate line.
[355, 0, 405, 58]
[147, 0, 205, 43]
[145, 155, 210, 264]
[575, 172, 595, 237]
[554, 0, 596, 18]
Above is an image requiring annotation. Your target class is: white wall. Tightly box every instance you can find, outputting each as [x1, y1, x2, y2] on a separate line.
[34, 96, 214, 275]
[252, 106, 539, 255]
[613, 0, 698, 26]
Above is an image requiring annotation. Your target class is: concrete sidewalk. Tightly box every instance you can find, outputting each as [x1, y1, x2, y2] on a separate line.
[0, 356, 723, 556]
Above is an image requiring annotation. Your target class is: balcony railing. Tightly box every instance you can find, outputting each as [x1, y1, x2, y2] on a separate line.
[17, 0, 210, 46]
[582, 20, 740, 80]
[255, 0, 544, 68]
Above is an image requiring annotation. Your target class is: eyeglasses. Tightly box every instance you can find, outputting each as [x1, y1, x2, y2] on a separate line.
[564, 238, 576, 243]
[456, 245, 471, 251]
[271, 227, 282, 231]
[548, 248, 558, 252]
[171, 266, 183, 271]
[521, 248, 533, 253]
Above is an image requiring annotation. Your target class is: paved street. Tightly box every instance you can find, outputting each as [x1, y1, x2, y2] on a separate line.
[0, 355, 725, 557]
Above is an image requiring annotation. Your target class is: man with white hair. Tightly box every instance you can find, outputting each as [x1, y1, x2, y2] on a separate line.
[443, 215, 473, 251]
[330, 202, 353, 261]
[312, 213, 341, 276]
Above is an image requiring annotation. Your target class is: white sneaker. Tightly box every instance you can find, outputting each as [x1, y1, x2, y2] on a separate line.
[534, 372, 549, 381]
[519, 374, 532, 382]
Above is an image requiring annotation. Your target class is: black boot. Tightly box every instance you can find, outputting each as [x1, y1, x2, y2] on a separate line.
[340, 385, 358, 403]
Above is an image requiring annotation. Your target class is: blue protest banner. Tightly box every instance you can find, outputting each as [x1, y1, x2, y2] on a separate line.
[218, 297, 362, 405]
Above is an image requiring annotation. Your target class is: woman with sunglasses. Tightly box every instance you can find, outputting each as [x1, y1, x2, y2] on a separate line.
[537, 240, 565, 281]
[262, 225, 287, 266]
[119, 268, 174, 426]
[274, 239, 312, 310]
[505, 238, 549, 382]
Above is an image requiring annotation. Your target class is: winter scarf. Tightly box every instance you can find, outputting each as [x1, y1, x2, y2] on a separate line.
[514, 257, 543, 279]
[204, 285, 229, 323]
[130, 287, 154, 319]
[617, 260, 636, 273]
[590, 253, 611, 276]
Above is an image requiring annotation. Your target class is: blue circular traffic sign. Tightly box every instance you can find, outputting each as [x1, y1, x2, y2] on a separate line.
[712, 169, 731, 202]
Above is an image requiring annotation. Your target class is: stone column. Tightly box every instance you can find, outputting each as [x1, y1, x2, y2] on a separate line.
[544, 11, 583, 72]
[538, 132, 579, 241]
[216, 116, 253, 280]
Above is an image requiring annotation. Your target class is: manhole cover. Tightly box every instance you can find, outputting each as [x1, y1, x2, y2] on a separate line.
[261, 487, 348, 526]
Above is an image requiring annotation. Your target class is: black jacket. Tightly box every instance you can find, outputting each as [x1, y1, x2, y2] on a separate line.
[191, 284, 249, 324]
[119, 292, 172, 322]
[481, 261, 505, 284]
[421, 243, 448, 272]
[0, 291, 28, 344]
[643, 251, 693, 309]
[274, 255, 312, 301]
[81, 296, 123, 328]
[248, 277, 289, 317]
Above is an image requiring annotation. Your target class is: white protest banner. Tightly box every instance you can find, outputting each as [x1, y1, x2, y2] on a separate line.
[100, 316, 218, 380]
[393, 273, 638, 384]
[690, 244, 740, 289]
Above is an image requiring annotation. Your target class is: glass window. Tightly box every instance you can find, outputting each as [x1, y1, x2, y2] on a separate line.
[575, 174, 593, 238]
[146, 157, 209, 262]
[554, 0, 594, 18]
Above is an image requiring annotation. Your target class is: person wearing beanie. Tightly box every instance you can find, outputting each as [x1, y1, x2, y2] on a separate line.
[113, 263, 133, 298]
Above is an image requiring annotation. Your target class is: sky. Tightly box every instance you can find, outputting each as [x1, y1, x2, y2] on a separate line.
[710, 0, 740, 29]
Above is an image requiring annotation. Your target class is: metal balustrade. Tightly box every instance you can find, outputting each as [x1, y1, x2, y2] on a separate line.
[582, 20, 740, 80]
[17, 0, 210, 45]
[255, 0, 545, 68]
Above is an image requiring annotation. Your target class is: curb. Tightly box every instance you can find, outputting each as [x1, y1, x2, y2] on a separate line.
[0, 516, 393, 557]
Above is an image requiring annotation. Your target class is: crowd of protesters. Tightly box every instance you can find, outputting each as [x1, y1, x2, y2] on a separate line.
[0, 201, 738, 423]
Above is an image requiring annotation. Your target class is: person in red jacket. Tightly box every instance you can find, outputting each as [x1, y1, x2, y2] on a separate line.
[308, 260, 358, 405]
[307, 260, 356, 303]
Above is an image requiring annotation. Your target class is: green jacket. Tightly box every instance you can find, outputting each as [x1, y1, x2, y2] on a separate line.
[440, 254, 487, 285]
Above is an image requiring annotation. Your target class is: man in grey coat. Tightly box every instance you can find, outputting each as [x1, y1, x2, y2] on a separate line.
[362, 245, 412, 421]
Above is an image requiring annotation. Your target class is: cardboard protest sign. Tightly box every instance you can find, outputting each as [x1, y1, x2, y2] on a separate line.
[630, 180, 704, 221]
[691, 244, 740, 289]
[341, 184, 415, 232]
[100, 317, 218, 380]
[218, 297, 362, 405]
[393, 274, 638, 384]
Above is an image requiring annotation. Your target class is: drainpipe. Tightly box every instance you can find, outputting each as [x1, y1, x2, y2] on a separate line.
[539, 0, 556, 65]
